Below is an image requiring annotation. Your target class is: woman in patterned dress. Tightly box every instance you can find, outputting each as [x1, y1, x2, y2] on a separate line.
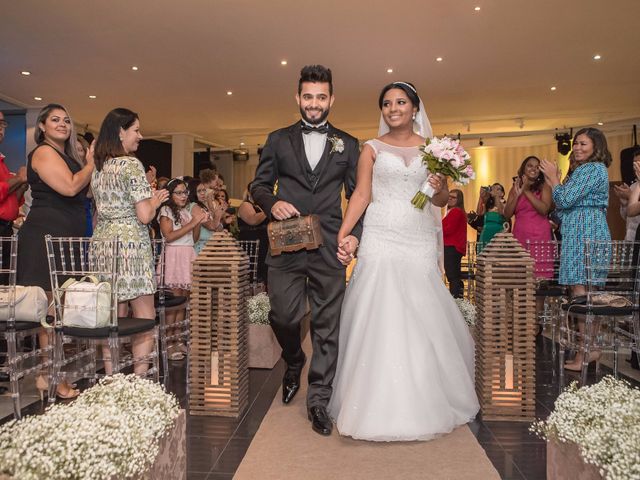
[92, 108, 169, 375]
[540, 127, 612, 370]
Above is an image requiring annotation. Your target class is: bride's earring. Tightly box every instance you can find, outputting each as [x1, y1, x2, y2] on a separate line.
[412, 113, 416, 121]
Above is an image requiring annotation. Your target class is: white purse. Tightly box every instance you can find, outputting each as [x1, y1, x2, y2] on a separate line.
[61, 276, 112, 328]
[0, 285, 48, 323]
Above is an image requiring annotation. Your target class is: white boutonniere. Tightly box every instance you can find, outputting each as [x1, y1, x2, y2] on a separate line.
[328, 135, 344, 154]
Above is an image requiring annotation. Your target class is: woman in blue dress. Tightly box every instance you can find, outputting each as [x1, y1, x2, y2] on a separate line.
[540, 127, 612, 370]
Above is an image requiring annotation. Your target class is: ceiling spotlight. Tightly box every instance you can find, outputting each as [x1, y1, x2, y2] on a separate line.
[88, 95, 97, 99]
[550, 86, 557, 91]
[597, 121, 604, 126]
[34, 96, 42, 101]
[555, 133, 572, 155]
[21, 71, 31, 76]
[386, 68, 393, 73]
[131, 66, 139, 71]
[474, 6, 481, 11]
[226, 91, 233, 96]
[436, 57, 443, 62]
[593, 54, 602, 60]
[280, 60, 287, 65]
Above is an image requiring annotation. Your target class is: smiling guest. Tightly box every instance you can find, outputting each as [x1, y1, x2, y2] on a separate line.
[539, 127, 611, 371]
[17, 103, 93, 399]
[92, 108, 169, 375]
[504, 156, 552, 278]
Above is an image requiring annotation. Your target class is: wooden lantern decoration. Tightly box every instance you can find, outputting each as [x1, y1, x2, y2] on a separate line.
[475, 232, 536, 421]
[189, 231, 250, 417]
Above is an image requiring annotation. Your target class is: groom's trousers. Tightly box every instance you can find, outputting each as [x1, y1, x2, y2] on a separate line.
[267, 249, 346, 409]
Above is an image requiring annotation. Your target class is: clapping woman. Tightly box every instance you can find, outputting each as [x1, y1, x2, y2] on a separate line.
[504, 156, 552, 277]
[92, 108, 169, 375]
[17, 104, 93, 399]
[539, 127, 612, 371]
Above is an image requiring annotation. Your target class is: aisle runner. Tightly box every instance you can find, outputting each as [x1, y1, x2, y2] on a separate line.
[234, 338, 499, 480]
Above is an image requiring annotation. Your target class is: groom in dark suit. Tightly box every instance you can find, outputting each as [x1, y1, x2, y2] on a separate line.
[251, 65, 362, 436]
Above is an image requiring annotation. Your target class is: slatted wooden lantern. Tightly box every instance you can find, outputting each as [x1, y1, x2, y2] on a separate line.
[475, 232, 536, 421]
[189, 231, 250, 417]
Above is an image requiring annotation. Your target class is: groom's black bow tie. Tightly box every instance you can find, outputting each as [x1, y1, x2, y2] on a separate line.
[301, 123, 329, 135]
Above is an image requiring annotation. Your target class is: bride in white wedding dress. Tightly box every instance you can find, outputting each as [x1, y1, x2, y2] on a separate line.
[327, 82, 479, 441]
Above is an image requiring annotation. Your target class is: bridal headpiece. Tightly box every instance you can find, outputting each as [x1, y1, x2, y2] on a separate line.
[378, 82, 433, 139]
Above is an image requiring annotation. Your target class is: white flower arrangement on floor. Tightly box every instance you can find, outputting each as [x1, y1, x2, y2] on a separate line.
[454, 298, 476, 326]
[0, 374, 179, 480]
[247, 292, 270, 325]
[530, 376, 640, 480]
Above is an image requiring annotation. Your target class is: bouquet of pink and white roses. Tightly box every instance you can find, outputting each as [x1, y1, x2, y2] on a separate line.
[411, 136, 475, 210]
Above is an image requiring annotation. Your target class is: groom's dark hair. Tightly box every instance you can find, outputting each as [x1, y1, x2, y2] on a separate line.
[298, 65, 333, 95]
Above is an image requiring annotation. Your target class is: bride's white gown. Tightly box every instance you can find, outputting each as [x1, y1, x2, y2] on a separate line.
[327, 139, 479, 442]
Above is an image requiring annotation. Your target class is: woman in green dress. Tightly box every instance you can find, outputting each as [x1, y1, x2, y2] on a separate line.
[477, 183, 507, 252]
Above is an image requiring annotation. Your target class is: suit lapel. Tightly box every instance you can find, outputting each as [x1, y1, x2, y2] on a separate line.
[287, 122, 312, 188]
[311, 124, 337, 192]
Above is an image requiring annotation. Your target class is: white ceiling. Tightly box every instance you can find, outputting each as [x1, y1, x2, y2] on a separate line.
[1, 0, 639, 148]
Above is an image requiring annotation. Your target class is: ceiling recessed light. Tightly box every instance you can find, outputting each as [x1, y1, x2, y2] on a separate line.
[280, 60, 288, 65]
[131, 66, 139, 71]
[89, 95, 97, 99]
[436, 57, 443, 62]
[550, 86, 557, 91]
[597, 121, 604, 126]
[474, 6, 481, 11]
[34, 96, 42, 101]
[226, 91, 233, 96]
[21, 71, 31, 76]
[593, 54, 602, 60]
[386, 68, 393, 73]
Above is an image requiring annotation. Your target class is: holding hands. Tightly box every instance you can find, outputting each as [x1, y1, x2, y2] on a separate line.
[337, 235, 359, 266]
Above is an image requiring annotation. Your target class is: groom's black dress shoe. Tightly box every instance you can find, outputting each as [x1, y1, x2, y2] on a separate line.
[282, 354, 306, 404]
[308, 406, 332, 436]
[282, 370, 300, 404]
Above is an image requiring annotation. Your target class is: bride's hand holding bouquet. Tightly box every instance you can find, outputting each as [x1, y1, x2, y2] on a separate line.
[412, 137, 475, 209]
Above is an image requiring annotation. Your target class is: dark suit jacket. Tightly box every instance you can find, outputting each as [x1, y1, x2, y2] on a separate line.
[250, 121, 363, 270]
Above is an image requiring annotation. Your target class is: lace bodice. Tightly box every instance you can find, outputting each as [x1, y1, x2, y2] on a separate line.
[357, 139, 442, 264]
[362, 139, 439, 234]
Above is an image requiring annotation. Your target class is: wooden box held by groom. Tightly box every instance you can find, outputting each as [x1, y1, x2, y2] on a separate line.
[267, 214, 323, 256]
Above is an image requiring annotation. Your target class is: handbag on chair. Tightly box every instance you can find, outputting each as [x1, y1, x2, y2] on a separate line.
[0, 285, 48, 323]
[60, 276, 112, 328]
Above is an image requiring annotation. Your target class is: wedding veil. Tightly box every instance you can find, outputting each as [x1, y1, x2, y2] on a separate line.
[377, 82, 444, 273]
[377, 82, 433, 139]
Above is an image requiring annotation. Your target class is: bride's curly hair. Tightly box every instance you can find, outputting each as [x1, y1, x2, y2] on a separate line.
[378, 82, 420, 110]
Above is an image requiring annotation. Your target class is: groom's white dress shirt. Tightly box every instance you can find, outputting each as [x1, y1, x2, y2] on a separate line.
[302, 120, 328, 171]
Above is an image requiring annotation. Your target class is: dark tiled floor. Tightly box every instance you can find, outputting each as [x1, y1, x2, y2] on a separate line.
[3, 336, 639, 480]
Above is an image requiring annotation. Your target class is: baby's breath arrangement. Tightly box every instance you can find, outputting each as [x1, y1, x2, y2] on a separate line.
[454, 298, 476, 326]
[0, 374, 179, 480]
[531, 376, 640, 480]
[248, 292, 270, 325]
